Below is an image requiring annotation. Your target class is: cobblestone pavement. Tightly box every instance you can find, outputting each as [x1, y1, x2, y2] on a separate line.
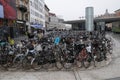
[0, 33, 119, 80]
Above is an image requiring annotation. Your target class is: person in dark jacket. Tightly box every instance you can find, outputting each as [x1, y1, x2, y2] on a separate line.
[27, 32, 34, 39]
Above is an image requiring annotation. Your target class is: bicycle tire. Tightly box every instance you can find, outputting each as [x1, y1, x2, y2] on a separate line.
[22, 58, 31, 70]
[12, 57, 22, 69]
[32, 60, 42, 70]
[76, 60, 83, 68]
[63, 62, 72, 69]
[83, 59, 91, 68]
[55, 61, 63, 70]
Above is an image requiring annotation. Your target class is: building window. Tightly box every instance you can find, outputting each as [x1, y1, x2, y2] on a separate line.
[25, 14, 28, 21]
[30, 1, 32, 6]
[49, 17, 51, 22]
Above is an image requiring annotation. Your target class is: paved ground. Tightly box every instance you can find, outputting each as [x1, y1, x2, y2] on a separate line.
[106, 77, 120, 80]
[76, 33, 120, 80]
[0, 71, 77, 80]
[0, 32, 119, 80]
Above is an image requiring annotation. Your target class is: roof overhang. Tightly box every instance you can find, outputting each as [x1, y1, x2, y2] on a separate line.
[64, 17, 120, 24]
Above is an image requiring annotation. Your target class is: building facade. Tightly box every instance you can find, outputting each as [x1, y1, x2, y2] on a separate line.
[49, 13, 65, 30]
[0, 0, 46, 38]
[95, 9, 120, 29]
[0, 0, 17, 38]
[112, 9, 120, 28]
[45, 4, 50, 31]
[29, 0, 45, 32]
[115, 9, 120, 16]
[57, 18, 65, 29]
[16, 0, 29, 36]
[49, 13, 58, 30]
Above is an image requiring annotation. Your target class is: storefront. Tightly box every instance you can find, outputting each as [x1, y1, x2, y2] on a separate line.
[0, 0, 17, 39]
[0, 19, 16, 38]
[16, 20, 26, 35]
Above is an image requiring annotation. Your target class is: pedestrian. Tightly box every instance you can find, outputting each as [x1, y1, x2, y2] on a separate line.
[86, 44, 92, 58]
[8, 37, 15, 46]
[27, 32, 34, 39]
[54, 36, 60, 45]
[0, 37, 7, 48]
[37, 30, 43, 40]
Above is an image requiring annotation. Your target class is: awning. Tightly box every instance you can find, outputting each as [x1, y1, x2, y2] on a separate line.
[0, 5, 4, 18]
[31, 24, 43, 29]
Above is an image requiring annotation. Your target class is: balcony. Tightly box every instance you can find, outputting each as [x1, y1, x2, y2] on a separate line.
[17, 5, 27, 13]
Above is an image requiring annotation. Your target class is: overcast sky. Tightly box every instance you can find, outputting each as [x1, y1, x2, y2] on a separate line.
[45, 0, 120, 21]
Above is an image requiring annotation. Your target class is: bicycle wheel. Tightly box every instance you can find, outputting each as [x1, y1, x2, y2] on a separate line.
[42, 63, 50, 69]
[32, 60, 42, 70]
[76, 60, 83, 68]
[55, 54, 64, 70]
[22, 58, 31, 70]
[12, 55, 24, 69]
[63, 62, 72, 69]
[83, 59, 91, 68]
[12, 57, 22, 69]
[55, 61, 63, 70]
